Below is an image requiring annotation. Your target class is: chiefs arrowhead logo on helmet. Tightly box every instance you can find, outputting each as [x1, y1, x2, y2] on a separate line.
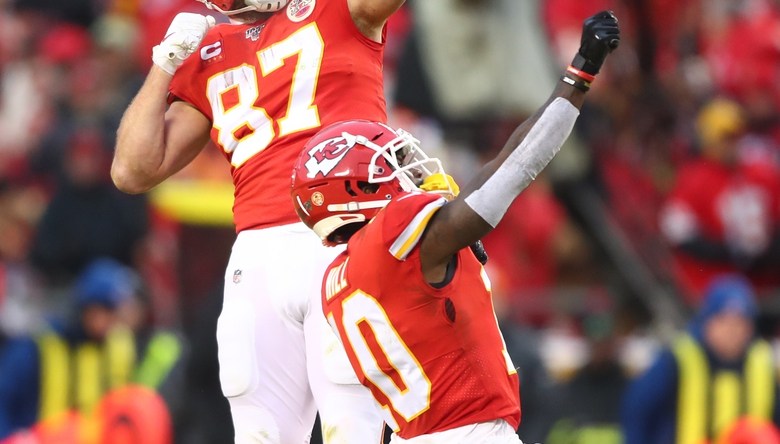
[291, 120, 448, 246]
[304, 133, 358, 179]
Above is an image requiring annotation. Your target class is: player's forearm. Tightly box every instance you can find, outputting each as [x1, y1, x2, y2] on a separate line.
[451, 11, 616, 235]
[458, 82, 584, 199]
[112, 68, 174, 194]
[462, 92, 581, 228]
[420, 10, 619, 276]
[451, 87, 582, 237]
[419, 83, 583, 275]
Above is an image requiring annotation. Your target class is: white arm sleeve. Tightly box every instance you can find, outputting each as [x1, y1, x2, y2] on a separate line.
[464, 97, 579, 227]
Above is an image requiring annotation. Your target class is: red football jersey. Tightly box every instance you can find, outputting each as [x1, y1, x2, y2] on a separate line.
[321, 192, 521, 438]
[169, 0, 387, 232]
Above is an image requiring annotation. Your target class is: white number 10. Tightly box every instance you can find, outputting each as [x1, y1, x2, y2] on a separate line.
[207, 24, 324, 168]
[338, 291, 432, 426]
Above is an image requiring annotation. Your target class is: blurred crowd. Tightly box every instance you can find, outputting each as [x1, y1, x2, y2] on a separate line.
[0, 0, 779, 443]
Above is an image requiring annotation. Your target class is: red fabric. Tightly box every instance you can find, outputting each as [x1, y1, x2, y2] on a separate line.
[661, 158, 780, 302]
[704, 4, 780, 106]
[322, 192, 521, 438]
[543, 0, 613, 35]
[719, 417, 780, 444]
[646, 0, 701, 75]
[98, 385, 172, 444]
[36, 24, 92, 65]
[169, 0, 387, 232]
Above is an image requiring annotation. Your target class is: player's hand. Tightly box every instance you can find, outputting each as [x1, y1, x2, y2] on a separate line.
[152, 13, 216, 75]
[570, 10, 620, 76]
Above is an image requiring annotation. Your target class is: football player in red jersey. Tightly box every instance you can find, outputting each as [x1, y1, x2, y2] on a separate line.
[111, 0, 404, 442]
[290, 11, 620, 443]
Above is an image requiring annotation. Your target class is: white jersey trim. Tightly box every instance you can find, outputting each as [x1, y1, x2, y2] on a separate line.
[388, 197, 447, 260]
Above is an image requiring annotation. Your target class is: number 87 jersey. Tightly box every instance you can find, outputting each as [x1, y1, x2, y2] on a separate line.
[321, 192, 522, 439]
[169, 0, 387, 232]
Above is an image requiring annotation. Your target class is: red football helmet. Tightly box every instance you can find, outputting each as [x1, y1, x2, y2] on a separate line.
[197, 0, 288, 16]
[291, 120, 446, 246]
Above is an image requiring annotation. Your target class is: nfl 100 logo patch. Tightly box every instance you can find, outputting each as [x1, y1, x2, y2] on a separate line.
[245, 24, 265, 41]
[232, 269, 242, 284]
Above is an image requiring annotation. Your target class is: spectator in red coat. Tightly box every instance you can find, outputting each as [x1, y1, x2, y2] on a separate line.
[659, 97, 780, 304]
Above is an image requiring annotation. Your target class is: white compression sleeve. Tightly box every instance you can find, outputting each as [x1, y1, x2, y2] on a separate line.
[464, 97, 579, 227]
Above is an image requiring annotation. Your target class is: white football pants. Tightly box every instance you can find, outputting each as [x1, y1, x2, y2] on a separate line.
[217, 222, 385, 444]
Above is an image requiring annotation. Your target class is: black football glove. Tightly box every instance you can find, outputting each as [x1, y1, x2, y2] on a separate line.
[570, 10, 620, 76]
[470, 240, 489, 265]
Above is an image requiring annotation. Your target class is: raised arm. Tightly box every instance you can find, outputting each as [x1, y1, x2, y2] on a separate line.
[418, 11, 621, 282]
[111, 13, 215, 194]
[112, 74, 211, 194]
[347, 0, 406, 42]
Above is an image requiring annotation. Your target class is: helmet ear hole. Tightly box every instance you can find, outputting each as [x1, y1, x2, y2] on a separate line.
[357, 181, 380, 194]
[344, 181, 358, 197]
[344, 181, 380, 196]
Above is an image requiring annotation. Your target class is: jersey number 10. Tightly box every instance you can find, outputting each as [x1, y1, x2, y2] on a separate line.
[334, 291, 433, 430]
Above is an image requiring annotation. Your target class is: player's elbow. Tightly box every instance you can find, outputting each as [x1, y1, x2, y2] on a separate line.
[111, 162, 154, 194]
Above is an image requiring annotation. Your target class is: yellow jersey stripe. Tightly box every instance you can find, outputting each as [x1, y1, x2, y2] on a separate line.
[389, 198, 446, 260]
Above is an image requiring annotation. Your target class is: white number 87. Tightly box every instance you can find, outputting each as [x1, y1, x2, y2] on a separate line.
[206, 24, 324, 168]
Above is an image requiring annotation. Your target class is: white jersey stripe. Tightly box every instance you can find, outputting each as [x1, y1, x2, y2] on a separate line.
[389, 197, 447, 260]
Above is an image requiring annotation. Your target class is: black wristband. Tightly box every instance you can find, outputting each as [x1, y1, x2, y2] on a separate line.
[560, 74, 590, 92]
